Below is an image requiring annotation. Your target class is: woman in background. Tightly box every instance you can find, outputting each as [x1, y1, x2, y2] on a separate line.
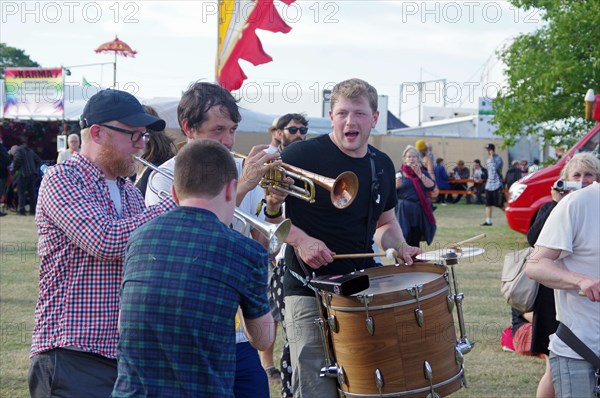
[395, 145, 437, 247]
[134, 105, 177, 196]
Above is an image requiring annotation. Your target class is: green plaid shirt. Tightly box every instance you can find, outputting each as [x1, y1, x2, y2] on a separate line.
[113, 207, 269, 397]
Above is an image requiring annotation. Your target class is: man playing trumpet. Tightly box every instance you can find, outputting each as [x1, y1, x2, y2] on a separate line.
[280, 78, 422, 397]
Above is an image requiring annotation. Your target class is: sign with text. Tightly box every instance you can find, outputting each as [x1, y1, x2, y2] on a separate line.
[3, 67, 64, 119]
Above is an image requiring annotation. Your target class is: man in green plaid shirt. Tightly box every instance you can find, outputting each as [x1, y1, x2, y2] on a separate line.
[113, 140, 274, 397]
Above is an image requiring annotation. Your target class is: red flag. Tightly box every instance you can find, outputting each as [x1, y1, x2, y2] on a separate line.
[216, 0, 296, 91]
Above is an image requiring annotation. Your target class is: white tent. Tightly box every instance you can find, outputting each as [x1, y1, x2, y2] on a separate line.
[1, 82, 332, 134]
[145, 98, 332, 135]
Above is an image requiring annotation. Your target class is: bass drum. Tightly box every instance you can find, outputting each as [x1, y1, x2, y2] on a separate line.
[322, 263, 465, 397]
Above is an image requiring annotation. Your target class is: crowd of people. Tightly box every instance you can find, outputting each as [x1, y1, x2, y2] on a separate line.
[0, 78, 596, 398]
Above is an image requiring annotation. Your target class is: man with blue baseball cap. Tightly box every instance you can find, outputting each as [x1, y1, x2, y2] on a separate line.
[78, 88, 166, 131]
[28, 89, 175, 397]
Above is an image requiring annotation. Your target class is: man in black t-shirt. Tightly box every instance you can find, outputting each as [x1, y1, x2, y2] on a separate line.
[280, 78, 421, 397]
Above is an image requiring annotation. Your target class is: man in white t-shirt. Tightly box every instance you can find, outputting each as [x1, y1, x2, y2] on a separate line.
[526, 182, 600, 397]
[144, 81, 284, 398]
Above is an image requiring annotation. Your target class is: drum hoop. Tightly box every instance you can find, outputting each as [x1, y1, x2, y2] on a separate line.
[338, 366, 464, 397]
[328, 285, 450, 312]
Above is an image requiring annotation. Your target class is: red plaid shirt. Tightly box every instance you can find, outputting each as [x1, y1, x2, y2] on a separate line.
[32, 153, 174, 358]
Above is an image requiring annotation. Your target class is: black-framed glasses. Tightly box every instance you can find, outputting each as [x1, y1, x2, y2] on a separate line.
[284, 126, 308, 135]
[98, 124, 150, 143]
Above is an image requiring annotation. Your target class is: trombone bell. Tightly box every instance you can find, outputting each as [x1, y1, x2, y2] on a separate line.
[233, 210, 291, 254]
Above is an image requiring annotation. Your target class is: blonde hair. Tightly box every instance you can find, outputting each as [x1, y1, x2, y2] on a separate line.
[560, 152, 600, 181]
[330, 78, 378, 113]
[403, 145, 419, 159]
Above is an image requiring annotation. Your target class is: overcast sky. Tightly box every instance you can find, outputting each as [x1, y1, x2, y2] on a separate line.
[2, 1, 544, 125]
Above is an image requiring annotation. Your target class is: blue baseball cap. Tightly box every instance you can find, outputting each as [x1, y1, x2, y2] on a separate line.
[80, 89, 165, 131]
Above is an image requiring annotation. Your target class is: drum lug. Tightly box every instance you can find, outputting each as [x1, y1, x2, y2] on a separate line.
[359, 295, 375, 335]
[375, 368, 384, 393]
[409, 284, 424, 327]
[447, 294, 455, 313]
[415, 308, 424, 327]
[424, 361, 441, 398]
[365, 316, 375, 335]
[327, 314, 338, 333]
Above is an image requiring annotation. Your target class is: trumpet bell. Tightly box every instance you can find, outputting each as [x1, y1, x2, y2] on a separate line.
[331, 171, 359, 209]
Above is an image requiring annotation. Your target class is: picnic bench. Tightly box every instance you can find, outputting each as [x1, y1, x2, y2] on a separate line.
[435, 179, 484, 197]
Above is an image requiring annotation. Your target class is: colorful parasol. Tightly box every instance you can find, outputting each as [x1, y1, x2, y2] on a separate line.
[94, 36, 137, 87]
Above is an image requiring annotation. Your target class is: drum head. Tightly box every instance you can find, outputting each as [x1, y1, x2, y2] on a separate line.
[355, 272, 439, 296]
[416, 247, 485, 262]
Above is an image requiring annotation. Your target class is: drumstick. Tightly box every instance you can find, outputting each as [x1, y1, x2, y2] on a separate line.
[333, 252, 385, 259]
[449, 233, 487, 248]
[334, 248, 397, 261]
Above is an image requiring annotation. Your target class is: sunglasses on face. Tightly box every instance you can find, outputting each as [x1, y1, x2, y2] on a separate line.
[98, 124, 150, 143]
[284, 126, 308, 135]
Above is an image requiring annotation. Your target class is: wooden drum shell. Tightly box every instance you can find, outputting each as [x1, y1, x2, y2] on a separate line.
[323, 264, 463, 397]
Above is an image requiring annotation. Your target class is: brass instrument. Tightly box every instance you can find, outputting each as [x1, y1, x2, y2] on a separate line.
[231, 151, 359, 209]
[136, 156, 291, 254]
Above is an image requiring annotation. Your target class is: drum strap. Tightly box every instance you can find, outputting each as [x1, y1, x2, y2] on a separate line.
[290, 247, 318, 293]
[362, 148, 381, 269]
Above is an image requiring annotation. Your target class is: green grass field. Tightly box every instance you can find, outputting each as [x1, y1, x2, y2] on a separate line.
[0, 203, 547, 398]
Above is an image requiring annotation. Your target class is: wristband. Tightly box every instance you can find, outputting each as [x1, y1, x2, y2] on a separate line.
[264, 206, 283, 218]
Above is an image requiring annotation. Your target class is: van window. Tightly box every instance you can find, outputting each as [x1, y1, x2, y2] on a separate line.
[578, 130, 599, 155]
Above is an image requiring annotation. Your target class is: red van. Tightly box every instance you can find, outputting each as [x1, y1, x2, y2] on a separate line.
[505, 115, 600, 234]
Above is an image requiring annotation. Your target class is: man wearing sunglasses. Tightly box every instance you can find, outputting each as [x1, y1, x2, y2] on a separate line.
[29, 89, 176, 397]
[275, 113, 309, 151]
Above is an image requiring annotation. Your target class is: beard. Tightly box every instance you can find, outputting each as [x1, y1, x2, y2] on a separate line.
[97, 136, 136, 178]
[281, 134, 303, 148]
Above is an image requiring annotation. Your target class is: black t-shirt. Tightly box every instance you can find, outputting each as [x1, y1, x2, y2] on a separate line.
[281, 134, 397, 297]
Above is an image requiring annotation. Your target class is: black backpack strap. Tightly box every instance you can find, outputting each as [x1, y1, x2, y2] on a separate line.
[555, 322, 600, 368]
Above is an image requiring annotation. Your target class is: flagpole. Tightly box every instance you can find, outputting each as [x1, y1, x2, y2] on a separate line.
[113, 52, 117, 88]
[215, 1, 220, 84]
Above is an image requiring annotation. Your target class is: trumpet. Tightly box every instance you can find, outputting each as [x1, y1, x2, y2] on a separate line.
[136, 156, 291, 254]
[232, 151, 359, 209]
